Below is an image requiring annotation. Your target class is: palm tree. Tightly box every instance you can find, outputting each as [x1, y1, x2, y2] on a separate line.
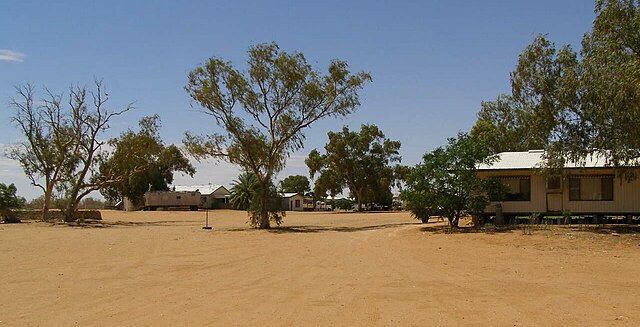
[229, 172, 258, 210]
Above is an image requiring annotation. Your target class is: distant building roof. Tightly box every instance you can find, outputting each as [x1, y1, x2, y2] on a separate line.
[281, 192, 303, 198]
[171, 184, 228, 195]
[477, 150, 610, 170]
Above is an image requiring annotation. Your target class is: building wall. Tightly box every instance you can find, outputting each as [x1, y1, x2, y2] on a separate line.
[564, 169, 640, 214]
[144, 191, 200, 208]
[281, 195, 304, 211]
[200, 187, 231, 209]
[212, 187, 230, 197]
[200, 194, 229, 209]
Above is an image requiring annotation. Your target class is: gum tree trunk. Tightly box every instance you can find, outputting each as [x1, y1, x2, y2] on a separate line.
[42, 187, 53, 221]
[258, 179, 271, 229]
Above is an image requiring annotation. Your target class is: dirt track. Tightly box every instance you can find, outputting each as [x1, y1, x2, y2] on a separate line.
[1, 210, 639, 326]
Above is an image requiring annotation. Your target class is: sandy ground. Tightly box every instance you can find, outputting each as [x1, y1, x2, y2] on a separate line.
[1, 210, 640, 326]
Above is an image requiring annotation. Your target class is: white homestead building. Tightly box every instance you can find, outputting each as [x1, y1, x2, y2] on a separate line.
[476, 150, 640, 223]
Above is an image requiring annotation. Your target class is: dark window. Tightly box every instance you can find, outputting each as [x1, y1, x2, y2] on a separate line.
[568, 175, 614, 201]
[495, 177, 531, 201]
[176, 195, 182, 199]
[569, 178, 580, 200]
[295, 199, 301, 208]
[601, 177, 614, 201]
[547, 175, 561, 190]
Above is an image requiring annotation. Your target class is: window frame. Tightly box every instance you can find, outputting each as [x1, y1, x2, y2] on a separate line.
[495, 176, 531, 202]
[568, 175, 614, 201]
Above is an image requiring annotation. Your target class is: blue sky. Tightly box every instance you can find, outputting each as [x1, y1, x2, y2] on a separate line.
[1, 0, 596, 200]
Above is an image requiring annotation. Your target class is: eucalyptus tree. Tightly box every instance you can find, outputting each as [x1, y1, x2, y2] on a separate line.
[470, 35, 580, 156]
[10, 81, 134, 221]
[306, 124, 401, 211]
[279, 175, 310, 194]
[99, 115, 195, 205]
[471, 0, 640, 175]
[9, 85, 80, 220]
[9, 84, 75, 220]
[574, 0, 640, 169]
[184, 42, 371, 228]
[58, 81, 132, 221]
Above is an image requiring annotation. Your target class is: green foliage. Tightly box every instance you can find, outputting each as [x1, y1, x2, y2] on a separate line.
[393, 165, 412, 190]
[184, 42, 370, 228]
[471, 1, 640, 177]
[279, 175, 310, 194]
[0, 183, 26, 209]
[562, 208, 573, 224]
[470, 35, 579, 155]
[229, 172, 259, 210]
[229, 172, 283, 226]
[307, 151, 343, 199]
[246, 183, 283, 227]
[401, 133, 499, 227]
[575, 0, 640, 170]
[329, 198, 355, 210]
[306, 124, 401, 211]
[471, 95, 538, 154]
[401, 190, 431, 223]
[99, 115, 195, 204]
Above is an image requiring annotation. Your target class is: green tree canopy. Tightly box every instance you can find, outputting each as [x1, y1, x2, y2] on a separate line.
[470, 35, 579, 155]
[0, 183, 26, 209]
[575, 0, 640, 168]
[279, 175, 310, 194]
[184, 42, 371, 228]
[229, 171, 281, 225]
[471, 0, 640, 175]
[229, 171, 258, 210]
[401, 133, 499, 227]
[99, 115, 195, 204]
[328, 198, 354, 210]
[306, 124, 401, 211]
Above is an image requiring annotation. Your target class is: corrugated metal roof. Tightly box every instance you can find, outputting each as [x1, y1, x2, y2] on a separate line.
[281, 192, 302, 198]
[171, 184, 226, 195]
[477, 150, 609, 170]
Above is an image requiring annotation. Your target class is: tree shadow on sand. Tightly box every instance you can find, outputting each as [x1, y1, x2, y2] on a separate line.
[420, 224, 513, 234]
[47, 219, 200, 229]
[265, 222, 422, 234]
[571, 224, 640, 235]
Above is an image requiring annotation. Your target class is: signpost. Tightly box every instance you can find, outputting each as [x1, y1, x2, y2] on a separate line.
[202, 209, 212, 230]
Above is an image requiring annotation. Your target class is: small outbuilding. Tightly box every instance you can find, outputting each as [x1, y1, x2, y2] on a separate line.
[143, 190, 201, 211]
[280, 192, 304, 211]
